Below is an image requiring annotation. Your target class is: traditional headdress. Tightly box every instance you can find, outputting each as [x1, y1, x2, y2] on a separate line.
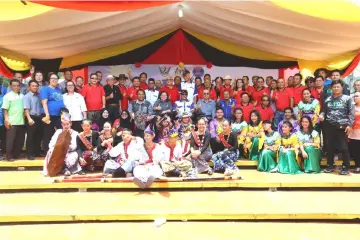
[168, 127, 179, 138]
[144, 125, 155, 136]
[60, 113, 71, 123]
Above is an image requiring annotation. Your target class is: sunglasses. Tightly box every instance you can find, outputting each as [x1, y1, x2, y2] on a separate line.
[203, 92, 210, 95]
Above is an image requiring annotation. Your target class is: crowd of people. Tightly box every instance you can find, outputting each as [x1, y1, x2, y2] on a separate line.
[0, 67, 358, 188]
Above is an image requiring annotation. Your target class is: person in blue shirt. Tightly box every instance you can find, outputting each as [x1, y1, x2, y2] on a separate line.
[219, 90, 236, 120]
[40, 73, 65, 153]
[314, 68, 331, 87]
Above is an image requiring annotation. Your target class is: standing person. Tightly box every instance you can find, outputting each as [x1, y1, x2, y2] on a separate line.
[320, 80, 354, 175]
[174, 90, 194, 117]
[211, 120, 239, 176]
[278, 121, 302, 174]
[291, 73, 306, 116]
[196, 89, 216, 121]
[0, 91, 5, 160]
[5, 72, 27, 95]
[297, 116, 322, 173]
[235, 92, 254, 123]
[322, 69, 350, 104]
[139, 72, 148, 90]
[219, 90, 236, 120]
[59, 70, 73, 93]
[214, 77, 223, 100]
[128, 89, 153, 119]
[352, 80, 360, 95]
[244, 110, 265, 161]
[145, 78, 159, 106]
[33, 71, 47, 91]
[265, 76, 273, 88]
[63, 81, 87, 133]
[233, 78, 246, 103]
[314, 68, 330, 86]
[155, 79, 163, 91]
[220, 75, 233, 100]
[194, 77, 203, 90]
[311, 75, 324, 104]
[305, 77, 315, 89]
[160, 76, 179, 105]
[153, 91, 172, 116]
[23, 80, 42, 160]
[174, 76, 182, 91]
[2, 80, 25, 161]
[243, 76, 255, 96]
[255, 95, 274, 121]
[272, 78, 294, 129]
[95, 71, 103, 84]
[190, 118, 213, 175]
[252, 76, 259, 87]
[81, 73, 105, 122]
[118, 74, 129, 111]
[197, 77, 216, 100]
[287, 76, 295, 88]
[349, 92, 360, 173]
[252, 77, 270, 107]
[269, 79, 277, 112]
[180, 70, 198, 104]
[40, 73, 65, 153]
[298, 88, 320, 130]
[74, 76, 84, 95]
[104, 75, 122, 123]
[278, 107, 300, 134]
[258, 120, 280, 172]
[127, 77, 143, 103]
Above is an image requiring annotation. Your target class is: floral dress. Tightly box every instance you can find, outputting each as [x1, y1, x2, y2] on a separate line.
[298, 99, 321, 130]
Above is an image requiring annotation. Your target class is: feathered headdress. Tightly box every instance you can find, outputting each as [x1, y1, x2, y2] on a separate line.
[168, 127, 179, 138]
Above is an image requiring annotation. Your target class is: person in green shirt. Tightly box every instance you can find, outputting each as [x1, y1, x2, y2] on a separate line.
[1, 79, 25, 161]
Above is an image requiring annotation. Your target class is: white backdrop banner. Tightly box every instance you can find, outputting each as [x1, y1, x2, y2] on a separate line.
[88, 64, 279, 86]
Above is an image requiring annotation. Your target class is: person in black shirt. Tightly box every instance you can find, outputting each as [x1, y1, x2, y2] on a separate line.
[104, 75, 122, 123]
[211, 119, 239, 176]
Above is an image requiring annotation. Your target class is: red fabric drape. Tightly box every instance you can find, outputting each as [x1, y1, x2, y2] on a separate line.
[143, 30, 207, 65]
[31, 1, 177, 12]
[278, 68, 285, 78]
[342, 53, 360, 78]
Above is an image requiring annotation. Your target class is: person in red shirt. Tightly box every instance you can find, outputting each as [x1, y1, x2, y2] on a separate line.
[252, 77, 270, 107]
[127, 77, 143, 102]
[311, 75, 324, 105]
[81, 73, 105, 122]
[220, 75, 234, 100]
[214, 76, 223, 101]
[292, 73, 306, 116]
[75, 76, 84, 95]
[287, 76, 294, 88]
[272, 78, 294, 129]
[139, 72, 148, 90]
[265, 76, 273, 89]
[243, 76, 255, 96]
[198, 77, 216, 100]
[235, 92, 254, 123]
[118, 74, 129, 110]
[255, 95, 274, 121]
[160, 76, 179, 104]
[233, 78, 246, 103]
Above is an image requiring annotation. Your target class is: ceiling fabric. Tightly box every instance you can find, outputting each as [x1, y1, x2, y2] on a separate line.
[0, 1, 359, 73]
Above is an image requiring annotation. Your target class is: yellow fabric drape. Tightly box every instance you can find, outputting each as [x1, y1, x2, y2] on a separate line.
[0, 1, 53, 21]
[271, 1, 360, 22]
[183, 29, 295, 61]
[1, 57, 30, 71]
[60, 30, 174, 69]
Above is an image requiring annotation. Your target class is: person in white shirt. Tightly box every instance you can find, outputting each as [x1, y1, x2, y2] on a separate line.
[174, 90, 194, 117]
[62, 81, 87, 133]
[145, 78, 159, 106]
[180, 70, 198, 104]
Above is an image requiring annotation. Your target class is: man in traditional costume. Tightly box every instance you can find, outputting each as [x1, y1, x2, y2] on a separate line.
[103, 128, 148, 177]
[43, 114, 83, 176]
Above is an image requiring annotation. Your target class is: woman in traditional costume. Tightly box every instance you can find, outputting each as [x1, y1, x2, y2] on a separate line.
[160, 128, 196, 178]
[177, 112, 193, 140]
[43, 114, 83, 176]
[76, 120, 99, 172]
[297, 116, 321, 173]
[278, 107, 300, 134]
[278, 121, 302, 174]
[132, 126, 165, 188]
[155, 114, 173, 143]
[257, 120, 280, 172]
[209, 108, 225, 153]
[93, 122, 115, 165]
[211, 120, 239, 176]
[232, 108, 248, 159]
[244, 110, 265, 160]
[190, 118, 213, 175]
[298, 88, 321, 132]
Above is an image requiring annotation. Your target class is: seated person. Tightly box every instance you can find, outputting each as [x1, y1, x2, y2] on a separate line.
[76, 120, 99, 172]
[244, 110, 265, 161]
[103, 128, 148, 177]
[43, 114, 83, 176]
